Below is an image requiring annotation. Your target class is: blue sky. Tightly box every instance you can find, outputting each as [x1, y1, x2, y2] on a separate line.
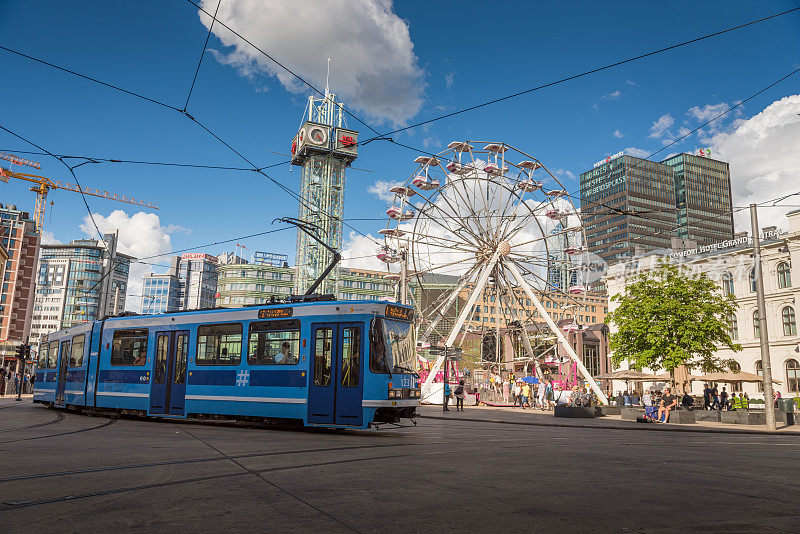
[1, 0, 799, 286]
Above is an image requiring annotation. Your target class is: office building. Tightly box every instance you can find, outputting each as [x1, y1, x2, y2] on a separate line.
[0, 204, 40, 368]
[29, 233, 131, 346]
[580, 152, 733, 265]
[580, 154, 676, 263]
[141, 253, 219, 314]
[662, 153, 733, 245]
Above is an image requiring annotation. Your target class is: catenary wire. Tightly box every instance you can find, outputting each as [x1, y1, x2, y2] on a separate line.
[183, 0, 222, 112]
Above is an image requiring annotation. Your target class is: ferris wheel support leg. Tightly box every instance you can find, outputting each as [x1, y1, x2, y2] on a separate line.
[421, 251, 501, 399]
[506, 262, 609, 405]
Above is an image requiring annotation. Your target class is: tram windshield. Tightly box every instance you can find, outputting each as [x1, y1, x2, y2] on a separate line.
[370, 319, 416, 375]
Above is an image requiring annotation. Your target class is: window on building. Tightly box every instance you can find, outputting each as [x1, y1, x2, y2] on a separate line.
[728, 314, 738, 340]
[111, 329, 148, 366]
[755, 360, 764, 392]
[782, 306, 797, 336]
[70, 334, 85, 366]
[777, 262, 791, 289]
[753, 310, 760, 339]
[582, 345, 601, 378]
[786, 359, 800, 393]
[247, 320, 300, 365]
[749, 269, 756, 293]
[197, 323, 242, 365]
[721, 272, 735, 296]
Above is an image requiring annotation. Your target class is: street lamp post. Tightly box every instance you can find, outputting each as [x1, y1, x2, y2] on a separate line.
[750, 203, 777, 431]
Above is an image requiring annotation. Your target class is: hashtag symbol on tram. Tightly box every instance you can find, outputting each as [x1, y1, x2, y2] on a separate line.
[236, 370, 250, 387]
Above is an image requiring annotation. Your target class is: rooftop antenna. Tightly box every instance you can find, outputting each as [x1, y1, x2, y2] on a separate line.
[325, 57, 331, 98]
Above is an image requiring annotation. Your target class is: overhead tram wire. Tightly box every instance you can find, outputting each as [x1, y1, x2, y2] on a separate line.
[0, 47, 382, 248]
[183, 0, 222, 112]
[368, 6, 800, 140]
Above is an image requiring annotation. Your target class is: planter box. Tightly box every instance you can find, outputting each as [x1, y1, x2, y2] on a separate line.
[621, 407, 644, 420]
[668, 410, 696, 424]
[554, 405, 597, 418]
[597, 405, 621, 416]
[720, 410, 786, 425]
[694, 410, 721, 422]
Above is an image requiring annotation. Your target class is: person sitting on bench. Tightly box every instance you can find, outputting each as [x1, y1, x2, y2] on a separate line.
[657, 388, 677, 423]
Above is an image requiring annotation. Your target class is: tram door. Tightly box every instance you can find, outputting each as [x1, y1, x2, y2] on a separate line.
[307, 323, 364, 426]
[149, 331, 189, 416]
[55, 340, 70, 406]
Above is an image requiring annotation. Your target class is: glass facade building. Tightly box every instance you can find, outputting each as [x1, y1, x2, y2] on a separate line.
[30, 233, 131, 344]
[580, 152, 733, 265]
[140, 253, 218, 313]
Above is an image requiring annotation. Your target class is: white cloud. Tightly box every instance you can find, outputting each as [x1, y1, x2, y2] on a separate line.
[687, 102, 729, 122]
[554, 169, 575, 181]
[601, 90, 621, 100]
[163, 224, 192, 235]
[199, 0, 426, 125]
[422, 136, 441, 150]
[648, 113, 674, 138]
[624, 147, 650, 158]
[445, 73, 454, 90]
[341, 231, 396, 272]
[40, 231, 61, 245]
[613, 129, 623, 138]
[368, 179, 403, 202]
[705, 94, 800, 230]
[626, 80, 635, 86]
[80, 210, 177, 312]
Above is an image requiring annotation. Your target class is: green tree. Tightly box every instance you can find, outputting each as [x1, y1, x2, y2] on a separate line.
[608, 262, 741, 376]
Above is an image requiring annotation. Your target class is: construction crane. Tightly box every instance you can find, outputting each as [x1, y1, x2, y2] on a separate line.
[0, 162, 158, 233]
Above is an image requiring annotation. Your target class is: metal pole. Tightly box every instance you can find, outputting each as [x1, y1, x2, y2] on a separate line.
[399, 244, 408, 305]
[442, 346, 448, 411]
[750, 203, 777, 431]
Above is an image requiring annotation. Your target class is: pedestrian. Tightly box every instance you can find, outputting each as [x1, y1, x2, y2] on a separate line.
[545, 380, 554, 410]
[743, 392, 750, 409]
[703, 384, 711, 410]
[657, 387, 677, 423]
[623, 390, 631, 406]
[512, 381, 522, 407]
[710, 385, 720, 410]
[521, 381, 531, 409]
[13, 372, 20, 395]
[502, 378, 510, 404]
[631, 390, 640, 406]
[719, 387, 730, 411]
[0, 367, 5, 396]
[537, 379, 546, 410]
[642, 390, 652, 407]
[454, 380, 465, 412]
[443, 382, 452, 412]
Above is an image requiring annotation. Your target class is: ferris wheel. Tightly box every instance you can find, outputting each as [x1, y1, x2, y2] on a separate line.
[378, 141, 608, 403]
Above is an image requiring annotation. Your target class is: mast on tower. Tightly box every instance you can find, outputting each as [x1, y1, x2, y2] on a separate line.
[290, 62, 358, 295]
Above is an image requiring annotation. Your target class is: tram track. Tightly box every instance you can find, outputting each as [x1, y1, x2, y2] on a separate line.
[0, 412, 64, 433]
[0, 415, 116, 445]
[0, 439, 437, 484]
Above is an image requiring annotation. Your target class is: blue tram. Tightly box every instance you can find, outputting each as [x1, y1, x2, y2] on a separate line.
[32, 300, 419, 429]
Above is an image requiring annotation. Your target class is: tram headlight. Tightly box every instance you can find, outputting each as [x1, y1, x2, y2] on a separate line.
[388, 388, 402, 399]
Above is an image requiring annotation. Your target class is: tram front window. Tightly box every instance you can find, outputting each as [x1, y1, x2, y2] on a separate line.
[370, 319, 415, 375]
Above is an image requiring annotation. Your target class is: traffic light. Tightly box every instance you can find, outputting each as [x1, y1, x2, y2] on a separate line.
[23, 344, 31, 361]
[15, 343, 25, 361]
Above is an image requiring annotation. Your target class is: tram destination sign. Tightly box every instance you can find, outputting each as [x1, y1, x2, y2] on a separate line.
[385, 304, 414, 322]
[258, 307, 294, 319]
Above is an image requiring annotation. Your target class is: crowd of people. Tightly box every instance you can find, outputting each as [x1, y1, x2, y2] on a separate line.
[0, 367, 33, 397]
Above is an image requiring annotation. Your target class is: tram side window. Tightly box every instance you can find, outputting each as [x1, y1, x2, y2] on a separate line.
[38, 341, 49, 368]
[314, 328, 333, 387]
[111, 329, 149, 366]
[48, 340, 59, 369]
[368, 319, 389, 373]
[70, 334, 85, 367]
[197, 323, 242, 366]
[341, 327, 360, 388]
[248, 320, 300, 365]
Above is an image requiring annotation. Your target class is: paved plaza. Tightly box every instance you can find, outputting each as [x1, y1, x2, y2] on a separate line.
[1, 400, 799, 533]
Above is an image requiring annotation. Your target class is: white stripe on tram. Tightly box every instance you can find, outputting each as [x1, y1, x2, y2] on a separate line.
[362, 399, 420, 407]
[184, 395, 306, 404]
[96, 391, 150, 398]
